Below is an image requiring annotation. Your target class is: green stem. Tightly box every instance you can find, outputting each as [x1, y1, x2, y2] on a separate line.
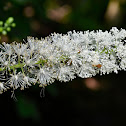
[0, 63, 25, 72]
[0, 58, 50, 72]
[21, 58, 25, 76]
[21, 66, 25, 75]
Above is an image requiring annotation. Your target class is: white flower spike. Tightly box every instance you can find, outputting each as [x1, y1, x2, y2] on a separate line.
[0, 27, 126, 94]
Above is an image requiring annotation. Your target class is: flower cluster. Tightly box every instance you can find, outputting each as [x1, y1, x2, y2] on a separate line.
[0, 27, 126, 94]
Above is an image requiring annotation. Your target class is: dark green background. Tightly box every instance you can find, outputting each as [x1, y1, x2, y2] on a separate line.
[0, 0, 126, 125]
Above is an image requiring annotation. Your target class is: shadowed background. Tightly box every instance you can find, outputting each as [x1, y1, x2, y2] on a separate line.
[0, 0, 126, 125]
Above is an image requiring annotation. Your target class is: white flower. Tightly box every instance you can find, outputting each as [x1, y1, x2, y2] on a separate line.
[11, 42, 28, 56]
[6, 73, 24, 90]
[36, 67, 55, 86]
[56, 65, 76, 82]
[77, 62, 96, 78]
[0, 27, 126, 93]
[27, 37, 40, 53]
[23, 76, 36, 86]
[69, 53, 82, 68]
[0, 82, 6, 94]
[91, 52, 100, 66]
[23, 50, 39, 67]
[0, 42, 13, 55]
[0, 54, 10, 68]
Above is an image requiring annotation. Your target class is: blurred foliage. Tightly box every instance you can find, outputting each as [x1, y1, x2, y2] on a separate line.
[1, 0, 126, 125]
[0, 17, 16, 38]
[16, 95, 40, 121]
[1, 0, 126, 42]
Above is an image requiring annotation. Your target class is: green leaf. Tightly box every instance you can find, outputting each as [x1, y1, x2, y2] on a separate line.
[16, 96, 40, 121]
